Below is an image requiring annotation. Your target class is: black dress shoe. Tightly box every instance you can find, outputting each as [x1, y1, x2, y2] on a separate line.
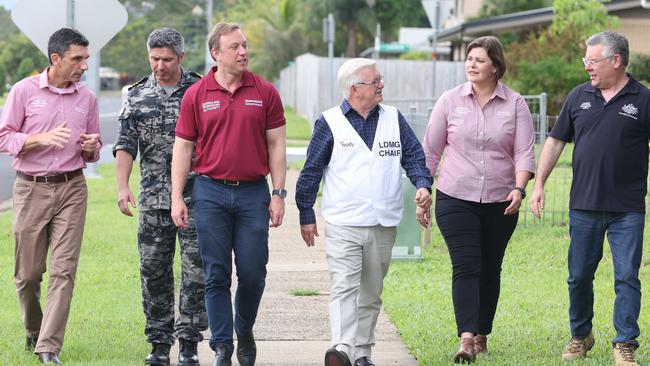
[212, 343, 232, 366]
[354, 356, 376, 366]
[145, 343, 171, 366]
[38, 352, 62, 364]
[236, 333, 256, 366]
[325, 348, 351, 366]
[178, 339, 199, 366]
[26, 336, 38, 352]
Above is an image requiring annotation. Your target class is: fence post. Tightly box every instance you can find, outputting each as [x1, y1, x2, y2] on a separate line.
[539, 92, 548, 148]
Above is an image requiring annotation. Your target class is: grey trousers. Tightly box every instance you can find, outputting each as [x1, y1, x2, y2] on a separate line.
[325, 223, 396, 362]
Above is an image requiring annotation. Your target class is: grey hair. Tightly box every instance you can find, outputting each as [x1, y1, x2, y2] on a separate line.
[337, 58, 377, 99]
[147, 27, 185, 56]
[586, 31, 629, 67]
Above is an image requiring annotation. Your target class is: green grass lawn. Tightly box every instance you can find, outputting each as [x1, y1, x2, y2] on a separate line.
[0, 164, 160, 366]
[383, 142, 650, 365]
[285, 107, 312, 141]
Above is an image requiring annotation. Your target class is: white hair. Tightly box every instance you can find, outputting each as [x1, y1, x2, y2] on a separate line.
[337, 58, 377, 99]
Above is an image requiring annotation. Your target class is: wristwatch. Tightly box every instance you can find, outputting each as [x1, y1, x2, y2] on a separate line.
[514, 186, 526, 199]
[272, 188, 288, 198]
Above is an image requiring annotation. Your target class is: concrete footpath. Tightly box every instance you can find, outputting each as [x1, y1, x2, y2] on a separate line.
[170, 169, 418, 365]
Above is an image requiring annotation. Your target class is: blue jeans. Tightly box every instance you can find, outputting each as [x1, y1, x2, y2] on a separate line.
[568, 209, 644, 346]
[193, 176, 270, 353]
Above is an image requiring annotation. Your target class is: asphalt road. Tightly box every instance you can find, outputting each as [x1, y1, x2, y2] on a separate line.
[0, 93, 123, 203]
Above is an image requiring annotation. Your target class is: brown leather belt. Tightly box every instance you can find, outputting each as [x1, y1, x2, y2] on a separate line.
[198, 174, 265, 186]
[17, 169, 84, 183]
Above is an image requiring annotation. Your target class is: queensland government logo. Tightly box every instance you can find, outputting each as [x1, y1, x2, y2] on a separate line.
[619, 103, 638, 120]
[580, 102, 591, 110]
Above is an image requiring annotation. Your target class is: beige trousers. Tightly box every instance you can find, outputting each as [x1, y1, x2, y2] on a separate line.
[325, 223, 396, 363]
[12, 174, 87, 354]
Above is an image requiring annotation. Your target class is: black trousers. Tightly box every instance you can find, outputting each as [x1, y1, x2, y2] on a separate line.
[435, 190, 518, 336]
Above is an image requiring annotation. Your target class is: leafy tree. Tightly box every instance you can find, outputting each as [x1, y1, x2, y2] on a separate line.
[0, 33, 47, 85]
[628, 53, 650, 84]
[504, 0, 619, 113]
[478, 0, 552, 18]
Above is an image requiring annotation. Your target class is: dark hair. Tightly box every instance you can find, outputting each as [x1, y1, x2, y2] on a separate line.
[466, 36, 506, 80]
[586, 31, 629, 67]
[47, 28, 89, 65]
[147, 27, 184, 56]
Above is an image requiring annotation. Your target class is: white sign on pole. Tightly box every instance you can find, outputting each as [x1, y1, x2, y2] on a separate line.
[11, 0, 128, 57]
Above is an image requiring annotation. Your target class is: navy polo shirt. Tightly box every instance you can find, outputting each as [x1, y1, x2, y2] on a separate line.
[550, 75, 650, 213]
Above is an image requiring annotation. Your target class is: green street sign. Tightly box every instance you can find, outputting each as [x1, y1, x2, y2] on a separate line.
[379, 42, 411, 53]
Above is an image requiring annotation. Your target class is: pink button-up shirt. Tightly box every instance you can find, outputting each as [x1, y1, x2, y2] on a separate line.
[0, 69, 100, 176]
[423, 82, 535, 203]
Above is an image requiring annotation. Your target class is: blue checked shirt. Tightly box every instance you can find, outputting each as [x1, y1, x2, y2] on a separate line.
[295, 100, 433, 225]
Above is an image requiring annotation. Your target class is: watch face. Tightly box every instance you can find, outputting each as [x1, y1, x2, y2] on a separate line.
[273, 189, 287, 198]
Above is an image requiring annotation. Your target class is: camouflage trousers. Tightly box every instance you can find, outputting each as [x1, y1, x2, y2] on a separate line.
[138, 209, 207, 344]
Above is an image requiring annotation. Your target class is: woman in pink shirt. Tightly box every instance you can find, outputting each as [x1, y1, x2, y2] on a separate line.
[422, 36, 536, 363]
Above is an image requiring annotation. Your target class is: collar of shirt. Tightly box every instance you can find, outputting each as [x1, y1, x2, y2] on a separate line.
[206, 66, 254, 92]
[583, 73, 640, 98]
[145, 67, 196, 95]
[460, 81, 507, 101]
[340, 99, 383, 119]
[39, 68, 80, 94]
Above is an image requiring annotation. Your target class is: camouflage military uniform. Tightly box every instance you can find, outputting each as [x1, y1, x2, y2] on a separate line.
[113, 68, 207, 345]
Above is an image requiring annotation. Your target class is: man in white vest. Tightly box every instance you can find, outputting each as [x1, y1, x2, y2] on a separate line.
[295, 58, 433, 366]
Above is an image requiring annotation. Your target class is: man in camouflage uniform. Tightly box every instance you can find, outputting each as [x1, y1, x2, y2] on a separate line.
[113, 28, 207, 366]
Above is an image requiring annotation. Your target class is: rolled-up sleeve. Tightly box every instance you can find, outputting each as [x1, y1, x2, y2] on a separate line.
[112, 97, 138, 159]
[513, 96, 536, 175]
[0, 86, 29, 156]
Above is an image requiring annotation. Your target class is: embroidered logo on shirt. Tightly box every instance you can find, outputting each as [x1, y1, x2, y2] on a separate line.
[202, 101, 220, 112]
[339, 140, 355, 149]
[454, 106, 471, 115]
[580, 102, 591, 110]
[619, 104, 638, 120]
[245, 99, 263, 107]
[73, 106, 87, 114]
[30, 99, 47, 107]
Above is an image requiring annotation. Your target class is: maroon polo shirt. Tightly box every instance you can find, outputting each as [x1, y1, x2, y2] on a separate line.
[176, 67, 285, 181]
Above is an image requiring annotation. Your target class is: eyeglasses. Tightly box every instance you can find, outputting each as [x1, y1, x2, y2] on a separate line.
[582, 55, 613, 67]
[355, 76, 384, 87]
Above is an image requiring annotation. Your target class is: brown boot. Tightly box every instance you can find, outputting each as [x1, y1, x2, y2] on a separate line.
[561, 333, 594, 361]
[454, 337, 476, 364]
[613, 342, 639, 366]
[473, 335, 488, 356]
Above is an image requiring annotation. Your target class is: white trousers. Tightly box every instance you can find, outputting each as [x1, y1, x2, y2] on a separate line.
[325, 223, 396, 362]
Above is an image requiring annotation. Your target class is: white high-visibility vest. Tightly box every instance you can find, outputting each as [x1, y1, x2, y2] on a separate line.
[321, 104, 403, 227]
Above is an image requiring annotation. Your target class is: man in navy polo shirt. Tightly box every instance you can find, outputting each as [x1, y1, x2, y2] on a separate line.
[170, 22, 286, 366]
[530, 31, 649, 366]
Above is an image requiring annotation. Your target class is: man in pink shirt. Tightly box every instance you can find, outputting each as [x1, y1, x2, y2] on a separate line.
[0, 28, 101, 365]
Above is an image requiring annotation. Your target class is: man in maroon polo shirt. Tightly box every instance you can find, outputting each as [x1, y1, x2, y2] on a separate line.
[171, 22, 286, 366]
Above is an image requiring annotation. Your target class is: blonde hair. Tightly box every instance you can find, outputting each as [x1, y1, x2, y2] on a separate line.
[208, 22, 241, 53]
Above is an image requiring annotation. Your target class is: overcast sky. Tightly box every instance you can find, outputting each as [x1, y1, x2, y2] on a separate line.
[0, 0, 16, 10]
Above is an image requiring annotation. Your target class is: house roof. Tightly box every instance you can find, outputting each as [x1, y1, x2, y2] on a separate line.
[433, 0, 642, 42]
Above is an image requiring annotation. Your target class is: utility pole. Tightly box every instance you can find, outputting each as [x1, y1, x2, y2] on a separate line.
[323, 13, 335, 106]
[67, 0, 100, 178]
[204, 0, 213, 73]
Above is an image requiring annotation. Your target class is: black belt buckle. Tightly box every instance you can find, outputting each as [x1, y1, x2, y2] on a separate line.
[222, 180, 240, 186]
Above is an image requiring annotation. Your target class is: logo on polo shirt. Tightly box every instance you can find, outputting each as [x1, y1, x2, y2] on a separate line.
[245, 99, 263, 107]
[580, 102, 591, 110]
[202, 101, 220, 112]
[619, 104, 638, 120]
